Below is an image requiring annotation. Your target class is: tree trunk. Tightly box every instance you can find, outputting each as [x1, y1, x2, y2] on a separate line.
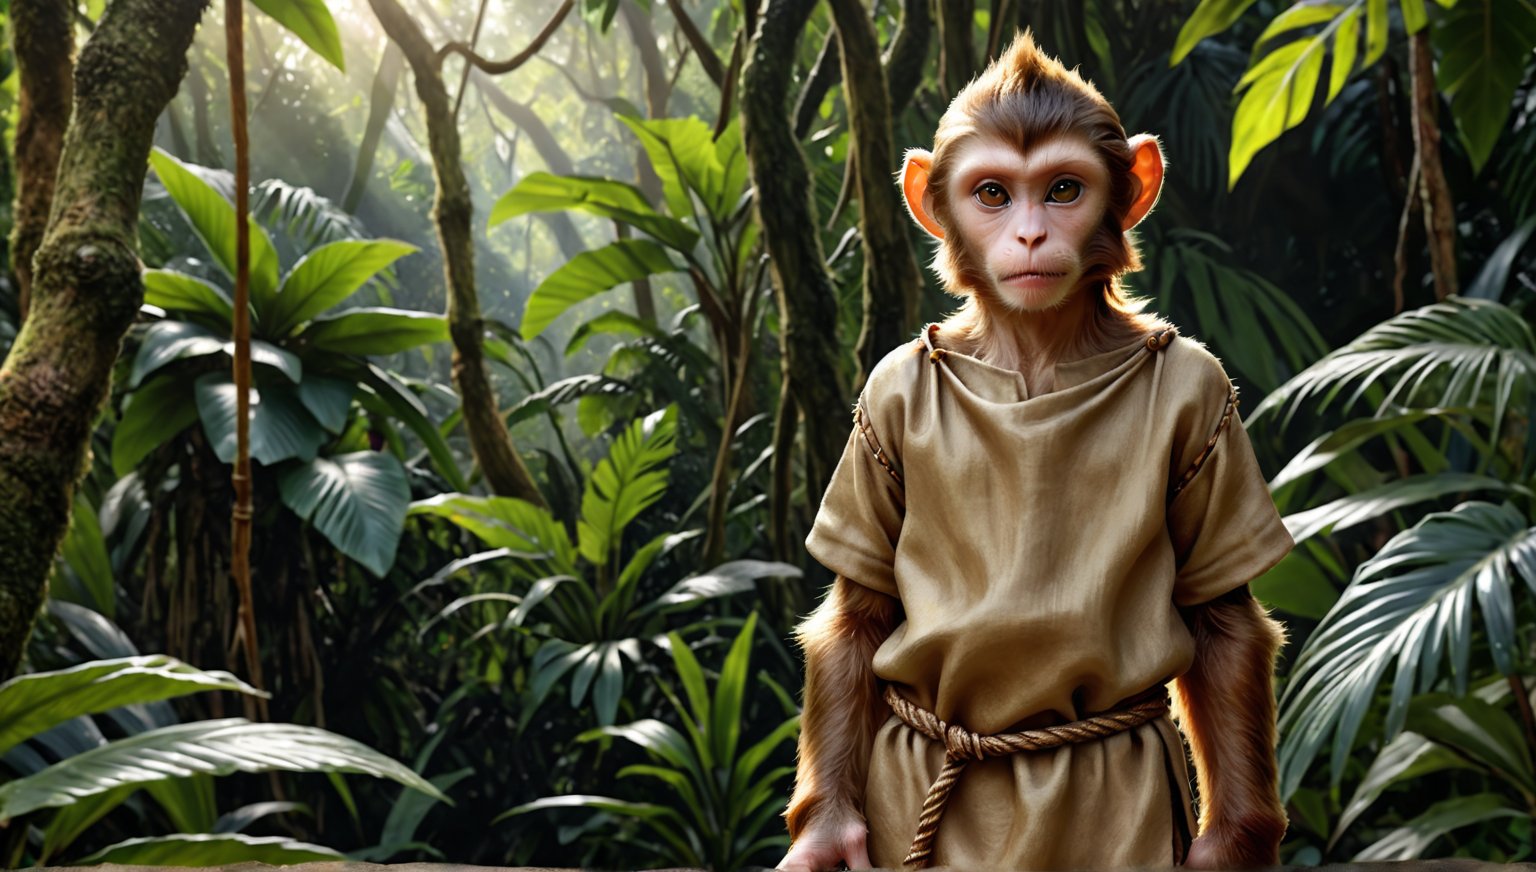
[937, 0, 975, 100]
[794, 29, 840, 139]
[618, 0, 664, 323]
[0, 0, 208, 682]
[884, 0, 933, 118]
[369, 0, 547, 507]
[342, 42, 402, 213]
[1408, 29, 1457, 300]
[741, 0, 849, 513]
[9, 0, 75, 325]
[830, 0, 922, 391]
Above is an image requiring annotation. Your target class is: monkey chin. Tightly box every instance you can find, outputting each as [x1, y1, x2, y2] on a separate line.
[987, 271, 1079, 313]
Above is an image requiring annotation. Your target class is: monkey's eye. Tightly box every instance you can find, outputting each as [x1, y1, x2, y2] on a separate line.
[974, 183, 1010, 208]
[1047, 179, 1083, 204]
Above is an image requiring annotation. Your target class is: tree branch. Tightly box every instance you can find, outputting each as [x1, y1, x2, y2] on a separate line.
[435, 0, 573, 75]
[665, 0, 724, 86]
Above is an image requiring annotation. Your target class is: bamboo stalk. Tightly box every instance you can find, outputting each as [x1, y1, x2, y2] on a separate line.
[226, 0, 266, 719]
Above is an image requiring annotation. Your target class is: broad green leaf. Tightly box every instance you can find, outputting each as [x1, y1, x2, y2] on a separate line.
[131, 320, 301, 388]
[148, 149, 279, 304]
[142, 270, 233, 322]
[578, 405, 678, 566]
[489, 172, 698, 251]
[1405, 692, 1536, 793]
[1327, 7, 1362, 103]
[504, 373, 633, 428]
[300, 308, 449, 356]
[1432, 0, 1536, 171]
[79, 832, 343, 866]
[40, 784, 136, 862]
[54, 493, 114, 618]
[213, 800, 312, 833]
[195, 372, 327, 466]
[0, 656, 260, 757]
[297, 374, 355, 434]
[0, 719, 447, 821]
[1171, 0, 1262, 64]
[1251, 551, 1339, 619]
[1333, 731, 1474, 848]
[268, 239, 417, 335]
[1354, 793, 1522, 859]
[1230, 14, 1334, 187]
[576, 720, 697, 776]
[711, 613, 758, 767]
[1283, 473, 1520, 542]
[1276, 501, 1536, 798]
[278, 452, 410, 577]
[1267, 411, 1443, 489]
[113, 374, 199, 475]
[565, 311, 666, 357]
[250, 0, 345, 71]
[1364, 0, 1389, 64]
[523, 240, 679, 340]
[145, 773, 217, 836]
[639, 559, 800, 615]
[619, 115, 747, 219]
[357, 364, 468, 493]
[495, 794, 685, 825]
[410, 494, 577, 571]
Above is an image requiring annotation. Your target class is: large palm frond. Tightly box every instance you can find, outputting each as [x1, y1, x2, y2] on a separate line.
[1251, 297, 1536, 434]
[1276, 501, 1536, 798]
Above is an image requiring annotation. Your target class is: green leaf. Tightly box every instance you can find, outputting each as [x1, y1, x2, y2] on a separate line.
[113, 374, 198, 476]
[297, 374, 355, 434]
[495, 794, 684, 825]
[1333, 730, 1474, 848]
[278, 452, 410, 577]
[131, 320, 301, 388]
[489, 172, 697, 251]
[78, 833, 343, 866]
[640, 559, 799, 615]
[619, 115, 747, 219]
[300, 308, 449, 356]
[142, 270, 233, 322]
[148, 149, 279, 304]
[1267, 411, 1443, 489]
[356, 364, 468, 492]
[522, 240, 679, 340]
[0, 718, 446, 821]
[1283, 473, 1521, 542]
[1276, 501, 1536, 798]
[1354, 793, 1522, 860]
[0, 656, 261, 757]
[1405, 692, 1536, 794]
[503, 373, 633, 428]
[250, 0, 345, 70]
[1251, 551, 1339, 619]
[195, 372, 328, 466]
[1171, 0, 1262, 64]
[1230, 6, 1343, 187]
[268, 239, 417, 335]
[565, 311, 666, 357]
[577, 405, 678, 566]
[711, 612, 758, 767]
[1432, 0, 1536, 172]
[54, 492, 114, 618]
[40, 784, 136, 862]
[410, 494, 577, 571]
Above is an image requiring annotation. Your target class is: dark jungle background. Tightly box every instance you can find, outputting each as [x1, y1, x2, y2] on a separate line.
[0, 0, 1533, 866]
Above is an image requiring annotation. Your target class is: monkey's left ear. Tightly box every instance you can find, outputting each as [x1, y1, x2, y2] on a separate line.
[1122, 134, 1165, 231]
[901, 149, 946, 240]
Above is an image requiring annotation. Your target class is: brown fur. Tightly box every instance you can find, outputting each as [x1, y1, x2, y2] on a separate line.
[921, 30, 1170, 362]
[784, 576, 900, 838]
[1171, 585, 1290, 866]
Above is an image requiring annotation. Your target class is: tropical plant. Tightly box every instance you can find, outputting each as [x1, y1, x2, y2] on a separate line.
[124, 147, 464, 575]
[499, 612, 800, 870]
[0, 655, 446, 865]
[1173, 0, 1536, 184]
[490, 115, 769, 565]
[410, 405, 799, 728]
[1249, 296, 1536, 858]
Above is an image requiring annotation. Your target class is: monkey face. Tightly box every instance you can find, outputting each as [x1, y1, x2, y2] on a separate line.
[939, 133, 1110, 313]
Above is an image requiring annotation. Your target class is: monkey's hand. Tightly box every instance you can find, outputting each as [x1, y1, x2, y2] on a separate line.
[1183, 816, 1286, 869]
[776, 806, 873, 871]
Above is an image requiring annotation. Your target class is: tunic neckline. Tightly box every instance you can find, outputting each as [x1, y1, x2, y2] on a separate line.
[920, 322, 1173, 406]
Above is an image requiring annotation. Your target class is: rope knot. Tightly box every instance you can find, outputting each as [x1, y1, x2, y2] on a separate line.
[943, 724, 986, 760]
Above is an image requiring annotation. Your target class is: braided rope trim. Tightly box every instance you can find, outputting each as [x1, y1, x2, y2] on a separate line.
[854, 402, 903, 488]
[1171, 382, 1239, 501]
[883, 685, 1169, 868]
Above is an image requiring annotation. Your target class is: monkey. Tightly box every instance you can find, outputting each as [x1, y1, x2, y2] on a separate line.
[777, 31, 1293, 872]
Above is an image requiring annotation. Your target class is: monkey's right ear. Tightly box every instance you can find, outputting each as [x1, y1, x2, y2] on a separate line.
[901, 149, 945, 240]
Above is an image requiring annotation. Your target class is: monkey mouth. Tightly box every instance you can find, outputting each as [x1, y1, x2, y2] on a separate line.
[1001, 270, 1066, 281]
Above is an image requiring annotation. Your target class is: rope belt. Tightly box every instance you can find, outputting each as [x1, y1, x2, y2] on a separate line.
[882, 684, 1170, 868]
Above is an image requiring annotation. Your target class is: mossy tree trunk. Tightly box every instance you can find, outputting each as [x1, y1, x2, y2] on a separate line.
[937, 0, 975, 100]
[0, 0, 209, 682]
[368, 0, 547, 507]
[8, 0, 75, 323]
[830, 0, 923, 392]
[741, 0, 849, 520]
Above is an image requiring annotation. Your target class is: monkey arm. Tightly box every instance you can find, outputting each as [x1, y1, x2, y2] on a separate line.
[1170, 584, 1289, 868]
[784, 575, 900, 839]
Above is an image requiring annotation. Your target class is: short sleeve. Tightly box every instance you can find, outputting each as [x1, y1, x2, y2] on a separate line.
[804, 400, 905, 598]
[1167, 395, 1294, 608]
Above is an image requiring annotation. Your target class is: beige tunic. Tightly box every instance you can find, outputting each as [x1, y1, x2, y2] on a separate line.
[804, 325, 1294, 870]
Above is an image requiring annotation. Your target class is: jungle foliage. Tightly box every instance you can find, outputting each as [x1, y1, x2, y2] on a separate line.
[0, 0, 1532, 866]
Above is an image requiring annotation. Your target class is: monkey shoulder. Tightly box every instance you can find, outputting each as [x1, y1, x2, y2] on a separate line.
[1159, 333, 1241, 428]
[853, 340, 930, 453]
